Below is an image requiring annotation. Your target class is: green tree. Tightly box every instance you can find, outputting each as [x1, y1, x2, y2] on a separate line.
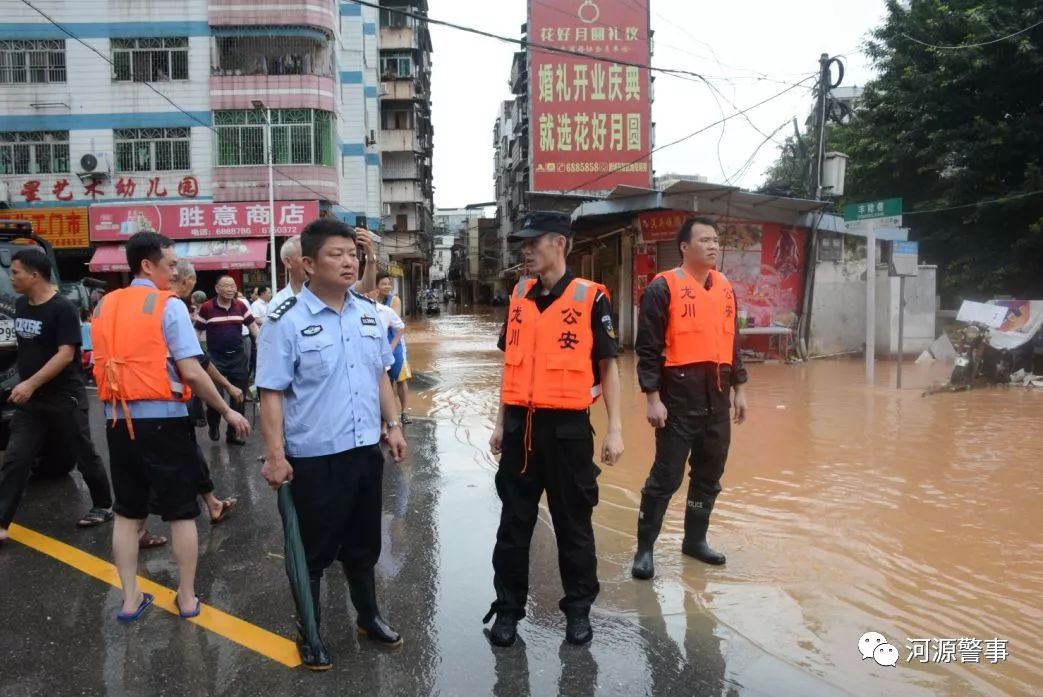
[765, 0, 1043, 299]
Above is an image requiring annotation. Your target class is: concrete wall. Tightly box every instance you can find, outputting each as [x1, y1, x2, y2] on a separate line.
[875, 266, 937, 357]
[810, 234, 937, 357]
[809, 235, 875, 356]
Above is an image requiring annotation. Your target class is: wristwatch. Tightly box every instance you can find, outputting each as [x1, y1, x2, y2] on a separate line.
[386, 420, 402, 430]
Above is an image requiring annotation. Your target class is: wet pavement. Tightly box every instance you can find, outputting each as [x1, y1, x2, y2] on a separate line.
[1, 306, 1041, 696]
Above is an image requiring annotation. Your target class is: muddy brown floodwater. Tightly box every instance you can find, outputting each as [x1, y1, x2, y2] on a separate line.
[405, 306, 1042, 696]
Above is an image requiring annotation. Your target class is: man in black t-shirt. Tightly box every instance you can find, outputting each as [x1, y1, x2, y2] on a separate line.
[0, 249, 113, 545]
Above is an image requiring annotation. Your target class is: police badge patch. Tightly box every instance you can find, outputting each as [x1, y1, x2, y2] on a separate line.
[601, 314, 617, 339]
[301, 325, 323, 336]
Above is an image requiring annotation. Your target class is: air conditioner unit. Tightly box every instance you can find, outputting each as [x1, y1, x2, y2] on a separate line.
[379, 83, 390, 97]
[0, 181, 9, 204]
[78, 152, 112, 179]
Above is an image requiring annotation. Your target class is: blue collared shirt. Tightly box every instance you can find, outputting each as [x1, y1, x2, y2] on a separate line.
[102, 279, 203, 420]
[256, 285, 393, 458]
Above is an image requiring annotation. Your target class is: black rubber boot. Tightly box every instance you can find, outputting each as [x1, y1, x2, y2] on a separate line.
[295, 577, 332, 671]
[483, 607, 519, 648]
[681, 501, 726, 565]
[631, 495, 669, 580]
[348, 570, 403, 647]
[565, 614, 593, 646]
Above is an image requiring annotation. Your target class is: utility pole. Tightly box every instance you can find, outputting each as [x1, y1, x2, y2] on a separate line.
[810, 53, 831, 201]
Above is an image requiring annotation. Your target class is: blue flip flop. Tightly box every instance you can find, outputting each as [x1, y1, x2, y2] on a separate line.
[116, 592, 154, 624]
[178, 596, 201, 619]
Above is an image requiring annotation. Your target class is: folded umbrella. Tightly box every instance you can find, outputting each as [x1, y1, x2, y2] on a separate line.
[276, 483, 323, 657]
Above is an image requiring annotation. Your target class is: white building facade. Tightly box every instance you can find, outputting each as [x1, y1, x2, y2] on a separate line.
[0, 0, 385, 280]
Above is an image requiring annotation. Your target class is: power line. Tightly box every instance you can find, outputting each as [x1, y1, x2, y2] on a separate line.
[527, 0, 805, 86]
[724, 118, 792, 185]
[563, 74, 817, 193]
[18, 0, 357, 216]
[900, 189, 1043, 216]
[900, 17, 1043, 50]
[350, 0, 722, 84]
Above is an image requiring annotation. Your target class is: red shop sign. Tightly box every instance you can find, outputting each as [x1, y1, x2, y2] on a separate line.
[89, 201, 320, 242]
[638, 210, 689, 242]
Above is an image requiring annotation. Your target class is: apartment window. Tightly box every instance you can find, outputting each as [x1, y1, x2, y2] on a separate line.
[0, 131, 69, 174]
[382, 109, 413, 130]
[0, 40, 66, 84]
[214, 109, 334, 167]
[115, 128, 191, 172]
[379, 8, 414, 29]
[380, 52, 412, 79]
[113, 38, 188, 82]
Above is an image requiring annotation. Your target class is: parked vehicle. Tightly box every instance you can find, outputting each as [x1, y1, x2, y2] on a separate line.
[945, 322, 1031, 390]
[948, 323, 988, 390]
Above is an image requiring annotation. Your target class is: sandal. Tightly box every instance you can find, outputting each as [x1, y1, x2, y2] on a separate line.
[178, 595, 202, 619]
[138, 530, 168, 549]
[77, 508, 114, 528]
[116, 592, 154, 624]
[209, 498, 238, 525]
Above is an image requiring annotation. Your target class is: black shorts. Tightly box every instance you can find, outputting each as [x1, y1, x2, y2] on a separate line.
[107, 417, 201, 521]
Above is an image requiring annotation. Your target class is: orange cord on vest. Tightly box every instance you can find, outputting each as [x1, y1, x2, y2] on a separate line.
[104, 360, 136, 440]
[521, 407, 535, 474]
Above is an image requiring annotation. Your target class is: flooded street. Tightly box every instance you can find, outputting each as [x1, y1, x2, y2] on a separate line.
[407, 307, 1042, 696]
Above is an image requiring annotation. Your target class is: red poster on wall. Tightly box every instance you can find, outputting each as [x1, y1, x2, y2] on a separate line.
[528, 0, 652, 193]
[719, 220, 806, 328]
[633, 242, 657, 305]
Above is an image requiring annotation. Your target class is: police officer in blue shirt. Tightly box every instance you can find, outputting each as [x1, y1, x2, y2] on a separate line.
[256, 218, 408, 671]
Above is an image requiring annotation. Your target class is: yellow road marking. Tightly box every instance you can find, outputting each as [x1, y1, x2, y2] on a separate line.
[8, 523, 301, 669]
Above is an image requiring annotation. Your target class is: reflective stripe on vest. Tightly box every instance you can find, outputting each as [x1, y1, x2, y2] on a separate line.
[656, 268, 736, 368]
[501, 277, 605, 410]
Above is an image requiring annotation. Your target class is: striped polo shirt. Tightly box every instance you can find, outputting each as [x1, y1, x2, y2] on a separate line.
[195, 297, 255, 355]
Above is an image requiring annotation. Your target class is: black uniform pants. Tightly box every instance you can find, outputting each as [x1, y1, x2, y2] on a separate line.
[642, 412, 731, 508]
[492, 409, 601, 619]
[288, 445, 384, 579]
[206, 348, 249, 436]
[0, 389, 112, 528]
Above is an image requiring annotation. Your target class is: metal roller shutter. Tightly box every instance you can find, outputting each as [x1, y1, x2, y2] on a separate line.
[656, 241, 682, 273]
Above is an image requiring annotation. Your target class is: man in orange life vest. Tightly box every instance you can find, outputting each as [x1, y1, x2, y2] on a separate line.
[92, 232, 251, 622]
[632, 216, 748, 580]
[484, 212, 624, 648]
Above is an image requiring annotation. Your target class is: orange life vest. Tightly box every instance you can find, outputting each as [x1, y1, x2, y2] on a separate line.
[656, 267, 736, 368]
[92, 285, 192, 439]
[501, 277, 607, 411]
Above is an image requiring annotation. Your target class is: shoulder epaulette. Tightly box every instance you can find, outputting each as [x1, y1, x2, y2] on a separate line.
[351, 290, 376, 305]
[267, 296, 297, 322]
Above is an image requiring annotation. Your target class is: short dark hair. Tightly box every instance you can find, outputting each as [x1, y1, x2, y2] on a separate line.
[376, 271, 391, 284]
[126, 232, 174, 275]
[301, 218, 357, 259]
[12, 248, 52, 281]
[677, 216, 719, 254]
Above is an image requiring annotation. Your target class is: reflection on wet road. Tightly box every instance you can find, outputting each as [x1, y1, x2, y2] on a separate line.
[0, 306, 1038, 696]
[408, 307, 1042, 697]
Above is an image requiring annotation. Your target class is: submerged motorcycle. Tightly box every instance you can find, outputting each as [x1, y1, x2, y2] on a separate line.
[946, 323, 1027, 390]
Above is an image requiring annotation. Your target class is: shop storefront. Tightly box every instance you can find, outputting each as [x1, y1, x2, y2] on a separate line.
[3, 207, 92, 280]
[88, 200, 319, 291]
[570, 181, 829, 350]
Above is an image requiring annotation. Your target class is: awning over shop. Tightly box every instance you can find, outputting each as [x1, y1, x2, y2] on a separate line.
[88, 239, 269, 273]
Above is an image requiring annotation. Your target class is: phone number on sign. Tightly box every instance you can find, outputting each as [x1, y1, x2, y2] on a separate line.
[545, 162, 650, 174]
